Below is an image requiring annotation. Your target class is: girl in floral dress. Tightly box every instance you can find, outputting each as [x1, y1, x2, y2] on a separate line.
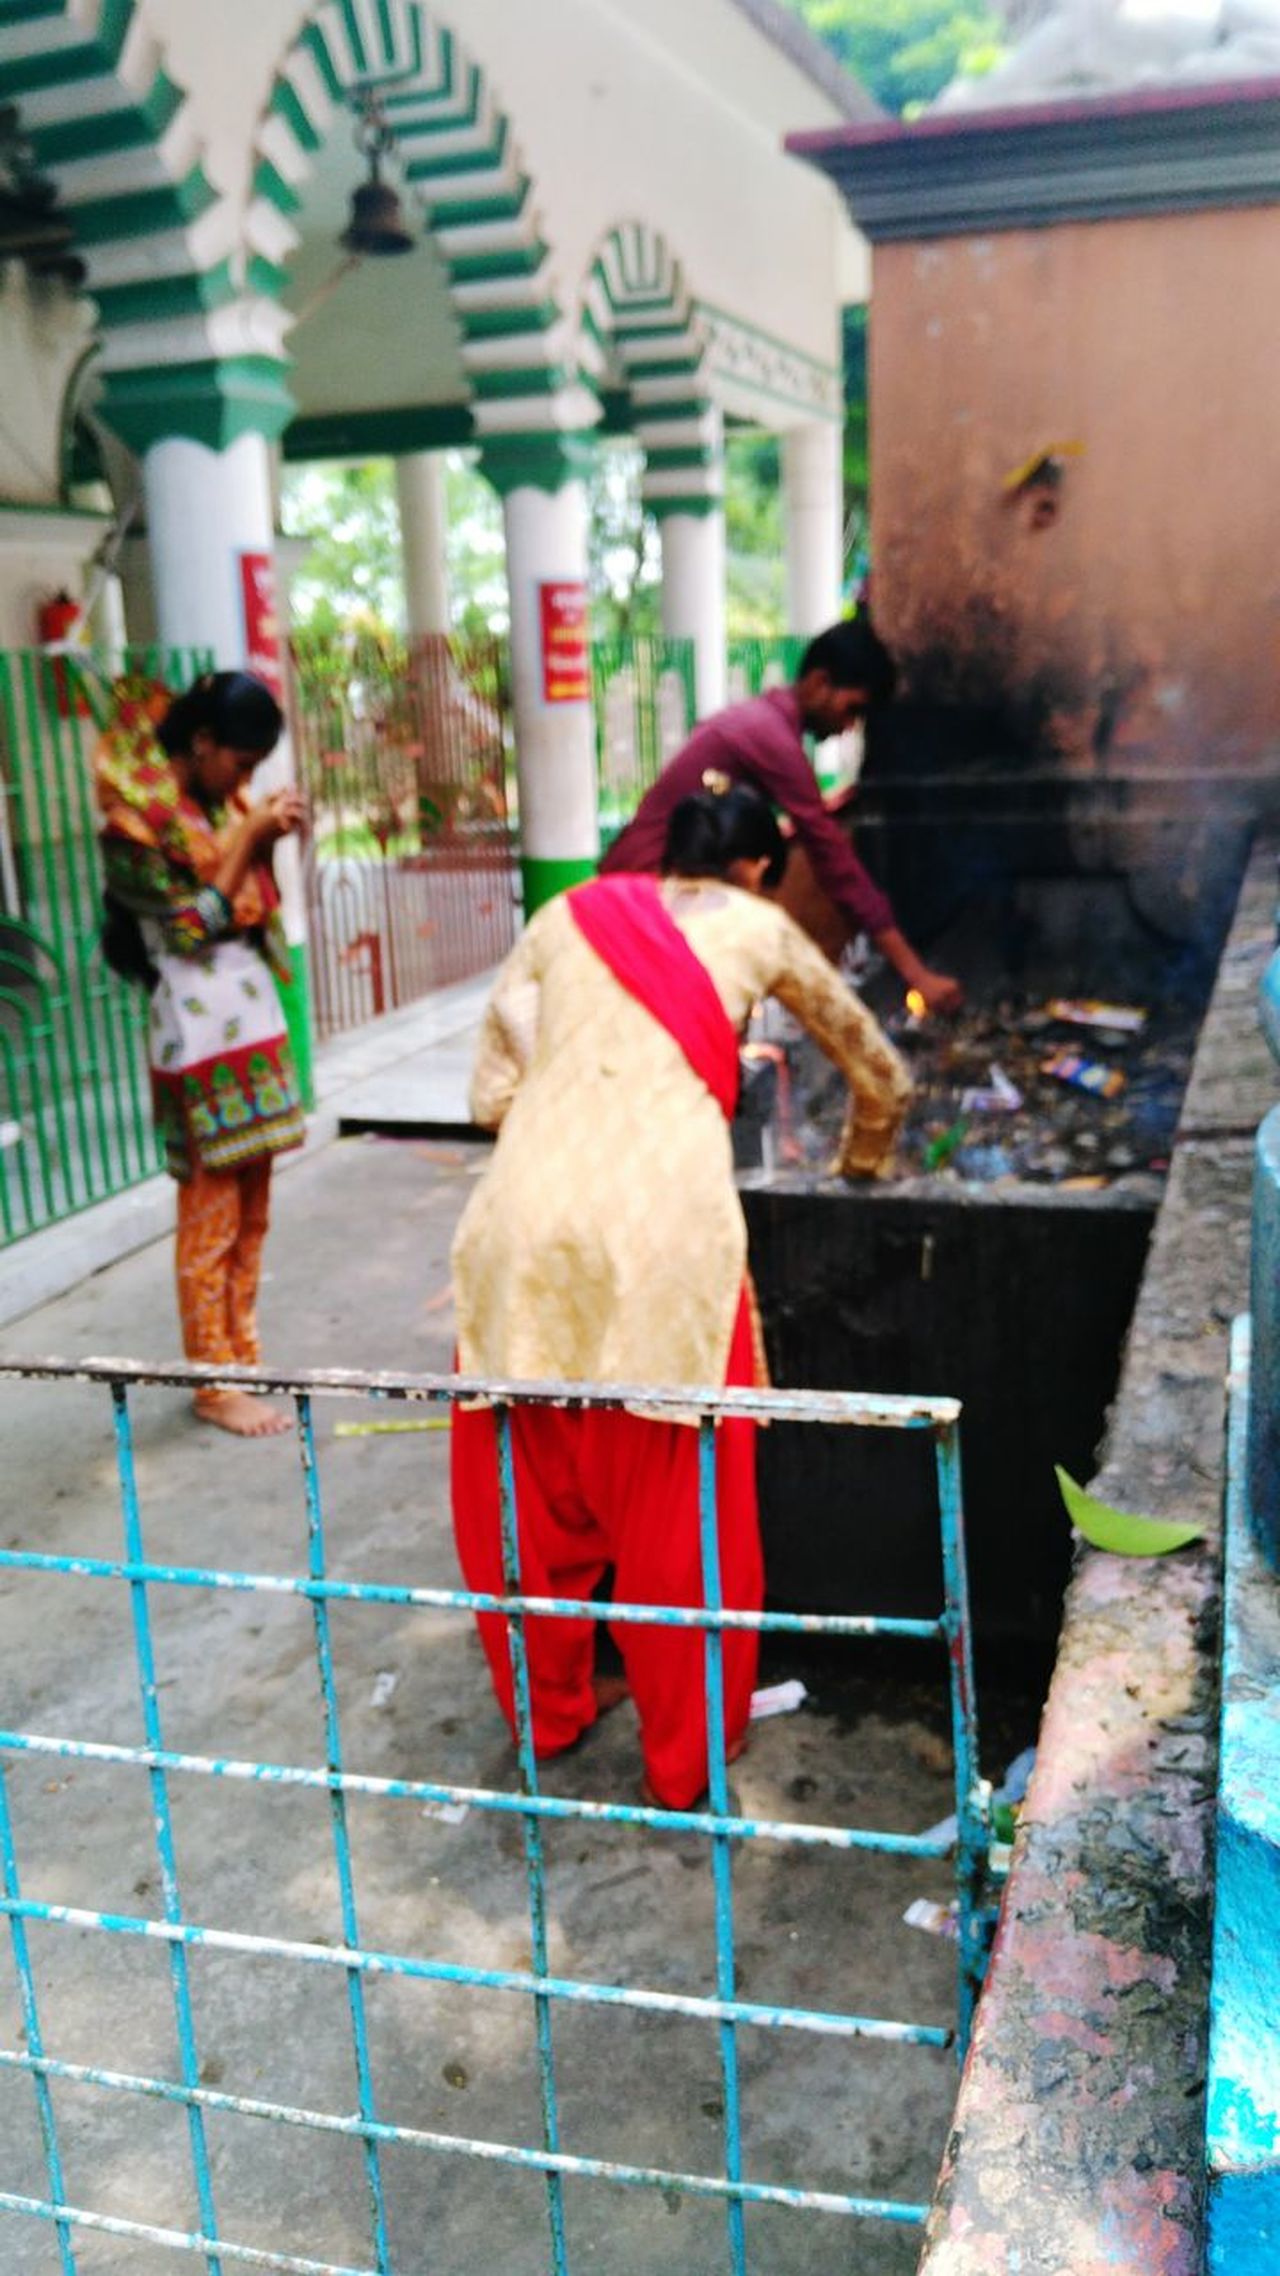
[96, 671, 306, 1436]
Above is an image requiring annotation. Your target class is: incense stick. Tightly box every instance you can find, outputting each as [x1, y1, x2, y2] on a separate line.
[333, 1417, 452, 1438]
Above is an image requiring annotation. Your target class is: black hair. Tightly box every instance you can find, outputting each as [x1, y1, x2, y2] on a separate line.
[798, 616, 896, 704]
[100, 889, 158, 992]
[157, 670, 284, 759]
[661, 785, 788, 891]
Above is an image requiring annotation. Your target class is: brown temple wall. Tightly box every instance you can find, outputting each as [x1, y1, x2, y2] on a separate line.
[869, 206, 1280, 774]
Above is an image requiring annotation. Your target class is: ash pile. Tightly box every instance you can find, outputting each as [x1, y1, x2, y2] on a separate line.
[740, 989, 1197, 1193]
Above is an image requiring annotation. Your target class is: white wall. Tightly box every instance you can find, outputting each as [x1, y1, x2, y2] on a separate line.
[137, 0, 854, 366]
[0, 266, 96, 505]
[0, 267, 105, 647]
[447, 0, 851, 365]
[0, 510, 108, 647]
[140, 0, 315, 217]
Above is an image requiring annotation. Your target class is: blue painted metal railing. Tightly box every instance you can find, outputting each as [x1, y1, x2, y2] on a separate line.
[1207, 1316, 1280, 2270]
[1205, 927, 1280, 2267]
[1248, 942, 1280, 1565]
[0, 1355, 988, 2275]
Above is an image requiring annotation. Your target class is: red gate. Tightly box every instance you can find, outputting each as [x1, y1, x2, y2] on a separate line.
[291, 632, 519, 1040]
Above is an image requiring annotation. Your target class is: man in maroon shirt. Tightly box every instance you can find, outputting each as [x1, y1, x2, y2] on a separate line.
[602, 618, 962, 1014]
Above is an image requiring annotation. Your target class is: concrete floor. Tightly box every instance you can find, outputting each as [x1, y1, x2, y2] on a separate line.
[0, 1133, 1003, 2276]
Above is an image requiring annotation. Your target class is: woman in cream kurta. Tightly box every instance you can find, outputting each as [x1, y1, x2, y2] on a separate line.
[450, 822, 909, 1809]
[454, 881, 909, 1393]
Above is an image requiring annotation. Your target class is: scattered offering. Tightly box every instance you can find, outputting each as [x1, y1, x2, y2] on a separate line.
[959, 1064, 1023, 1115]
[923, 1119, 969, 1170]
[903, 1898, 959, 1942]
[1055, 1466, 1206, 1556]
[766, 986, 1195, 1185]
[749, 1679, 808, 1721]
[1041, 1049, 1126, 1100]
[1047, 999, 1147, 1035]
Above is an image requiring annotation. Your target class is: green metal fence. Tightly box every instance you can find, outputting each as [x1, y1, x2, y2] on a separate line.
[592, 636, 696, 843]
[0, 646, 211, 1247]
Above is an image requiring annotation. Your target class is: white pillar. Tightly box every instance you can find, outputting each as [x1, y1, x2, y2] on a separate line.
[140, 431, 305, 959]
[499, 478, 599, 912]
[142, 431, 277, 665]
[395, 450, 451, 637]
[783, 420, 845, 636]
[659, 511, 727, 719]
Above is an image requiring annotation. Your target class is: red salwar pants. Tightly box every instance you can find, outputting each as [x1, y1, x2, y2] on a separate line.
[450, 1297, 762, 1809]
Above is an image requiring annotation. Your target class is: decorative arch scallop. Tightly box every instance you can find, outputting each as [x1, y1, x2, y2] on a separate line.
[581, 222, 721, 516]
[252, 1, 595, 442]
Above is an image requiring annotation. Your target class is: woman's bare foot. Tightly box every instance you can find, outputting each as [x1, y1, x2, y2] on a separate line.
[194, 1390, 292, 1438]
[592, 1672, 630, 1717]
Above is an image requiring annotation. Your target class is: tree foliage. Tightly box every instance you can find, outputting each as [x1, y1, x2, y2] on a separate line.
[724, 434, 787, 637]
[281, 461, 402, 637]
[281, 455, 508, 642]
[283, 436, 790, 648]
[588, 435, 788, 641]
[787, 0, 1004, 114]
[587, 443, 662, 639]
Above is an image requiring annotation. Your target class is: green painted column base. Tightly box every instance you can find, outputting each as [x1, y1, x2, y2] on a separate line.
[521, 853, 597, 914]
[279, 940, 316, 1112]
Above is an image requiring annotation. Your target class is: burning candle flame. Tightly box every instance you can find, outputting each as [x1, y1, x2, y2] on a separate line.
[906, 988, 927, 1020]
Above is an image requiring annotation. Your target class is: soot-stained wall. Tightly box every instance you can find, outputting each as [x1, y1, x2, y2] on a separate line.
[869, 206, 1280, 781]
[744, 1187, 1154, 1649]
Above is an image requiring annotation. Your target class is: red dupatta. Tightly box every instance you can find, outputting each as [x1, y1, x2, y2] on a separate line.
[567, 874, 740, 1119]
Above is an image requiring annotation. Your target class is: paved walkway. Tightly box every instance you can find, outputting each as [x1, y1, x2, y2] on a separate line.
[0, 976, 490, 1330]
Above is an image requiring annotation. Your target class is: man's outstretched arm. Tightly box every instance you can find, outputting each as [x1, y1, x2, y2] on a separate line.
[744, 733, 963, 1011]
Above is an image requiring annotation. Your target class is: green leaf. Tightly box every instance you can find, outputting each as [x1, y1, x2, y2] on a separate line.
[1054, 1466, 1205, 1557]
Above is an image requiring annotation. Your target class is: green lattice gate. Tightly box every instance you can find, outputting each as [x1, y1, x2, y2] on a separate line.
[0, 647, 210, 1246]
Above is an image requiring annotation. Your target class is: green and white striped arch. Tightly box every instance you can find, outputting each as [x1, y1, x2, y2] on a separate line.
[582, 223, 722, 520]
[254, 0, 598, 465]
[3, 0, 598, 468]
[0, 0, 282, 446]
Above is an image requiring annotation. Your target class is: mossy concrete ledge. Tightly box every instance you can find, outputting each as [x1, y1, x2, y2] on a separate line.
[918, 839, 1277, 2274]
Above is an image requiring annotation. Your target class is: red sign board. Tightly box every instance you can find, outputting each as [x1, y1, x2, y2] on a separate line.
[239, 551, 284, 702]
[539, 580, 589, 704]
